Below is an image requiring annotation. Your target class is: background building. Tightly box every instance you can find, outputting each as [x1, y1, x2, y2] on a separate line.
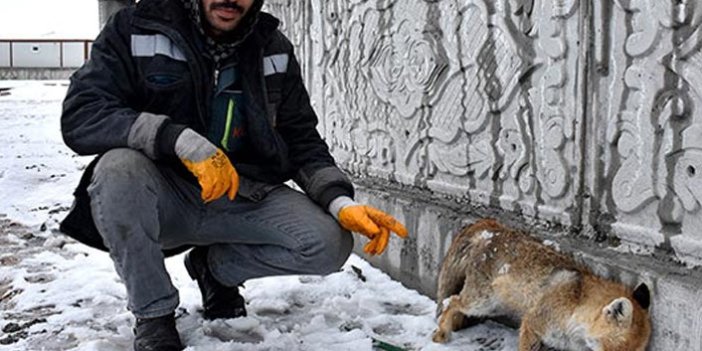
[0, 0, 132, 79]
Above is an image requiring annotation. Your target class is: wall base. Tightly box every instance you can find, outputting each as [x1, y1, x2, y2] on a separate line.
[0, 68, 75, 80]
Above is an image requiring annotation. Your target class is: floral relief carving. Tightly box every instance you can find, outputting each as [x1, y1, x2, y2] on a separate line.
[642, 89, 690, 223]
[664, 110, 702, 265]
[428, 141, 470, 177]
[265, 0, 305, 47]
[533, 0, 578, 200]
[269, 0, 702, 265]
[609, 0, 702, 215]
[662, 20, 702, 220]
[672, 132, 702, 213]
[366, 16, 448, 118]
[427, 0, 537, 192]
[497, 127, 527, 181]
[469, 139, 496, 179]
[313, 0, 430, 180]
[610, 68, 659, 213]
[270, 0, 576, 212]
[614, 0, 694, 58]
[428, 74, 465, 145]
[496, 97, 537, 196]
[602, 0, 702, 262]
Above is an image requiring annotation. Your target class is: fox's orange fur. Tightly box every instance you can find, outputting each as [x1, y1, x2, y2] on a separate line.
[432, 219, 651, 351]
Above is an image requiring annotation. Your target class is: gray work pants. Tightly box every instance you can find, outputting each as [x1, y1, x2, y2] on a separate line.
[87, 149, 353, 318]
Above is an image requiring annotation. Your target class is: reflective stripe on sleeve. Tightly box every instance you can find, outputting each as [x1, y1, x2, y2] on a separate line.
[262, 53, 289, 76]
[131, 34, 186, 62]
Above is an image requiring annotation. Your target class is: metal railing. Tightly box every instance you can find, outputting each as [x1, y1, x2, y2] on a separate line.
[0, 39, 93, 69]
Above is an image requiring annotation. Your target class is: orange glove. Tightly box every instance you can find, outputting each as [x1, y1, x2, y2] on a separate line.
[175, 128, 239, 203]
[336, 202, 408, 255]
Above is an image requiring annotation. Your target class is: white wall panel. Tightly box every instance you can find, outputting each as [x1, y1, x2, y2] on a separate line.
[62, 42, 88, 67]
[0, 43, 10, 67]
[12, 42, 61, 68]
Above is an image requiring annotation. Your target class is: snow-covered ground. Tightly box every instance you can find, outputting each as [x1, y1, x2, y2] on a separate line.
[0, 81, 518, 350]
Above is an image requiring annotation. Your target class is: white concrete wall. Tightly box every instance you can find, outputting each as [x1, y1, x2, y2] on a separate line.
[265, 1, 702, 349]
[595, 1, 702, 267]
[0, 41, 91, 69]
[62, 42, 87, 68]
[264, 0, 702, 268]
[12, 43, 61, 68]
[0, 43, 10, 67]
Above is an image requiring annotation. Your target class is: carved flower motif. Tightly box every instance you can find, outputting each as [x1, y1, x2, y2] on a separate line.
[672, 124, 702, 212]
[367, 19, 447, 118]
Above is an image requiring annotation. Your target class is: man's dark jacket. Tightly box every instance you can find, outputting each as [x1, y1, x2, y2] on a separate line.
[60, 0, 353, 253]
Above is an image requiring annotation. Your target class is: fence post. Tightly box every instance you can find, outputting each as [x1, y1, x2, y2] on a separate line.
[84, 41, 90, 62]
[60, 42, 64, 68]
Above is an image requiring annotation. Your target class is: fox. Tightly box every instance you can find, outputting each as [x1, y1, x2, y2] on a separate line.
[432, 219, 651, 351]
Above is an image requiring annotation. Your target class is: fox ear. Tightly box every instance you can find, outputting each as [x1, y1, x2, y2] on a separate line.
[632, 283, 651, 310]
[603, 297, 633, 327]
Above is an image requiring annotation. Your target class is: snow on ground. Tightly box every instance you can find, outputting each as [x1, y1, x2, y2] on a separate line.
[0, 81, 518, 350]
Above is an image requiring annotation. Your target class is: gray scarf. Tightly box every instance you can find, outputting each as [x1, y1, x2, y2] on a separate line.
[182, 0, 262, 65]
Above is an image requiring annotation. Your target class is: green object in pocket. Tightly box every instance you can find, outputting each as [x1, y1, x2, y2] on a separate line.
[208, 67, 248, 154]
[221, 98, 236, 151]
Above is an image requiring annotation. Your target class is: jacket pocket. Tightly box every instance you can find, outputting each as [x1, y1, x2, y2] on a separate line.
[145, 73, 182, 89]
[237, 175, 282, 202]
[142, 55, 189, 91]
[138, 56, 196, 122]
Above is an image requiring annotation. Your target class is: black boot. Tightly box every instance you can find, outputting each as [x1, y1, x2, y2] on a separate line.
[184, 247, 247, 320]
[133, 313, 183, 351]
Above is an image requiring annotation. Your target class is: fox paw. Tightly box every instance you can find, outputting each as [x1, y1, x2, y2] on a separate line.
[432, 329, 450, 343]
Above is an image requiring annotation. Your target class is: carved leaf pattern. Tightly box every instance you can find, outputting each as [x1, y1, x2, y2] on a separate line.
[534, 0, 576, 200]
[611, 66, 657, 213]
[497, 127, 527, 181]
[269, 0, 572, 219]
[428, 75, 465, 144]
[367, 17, 447, 118]
[468, 139, 494, 179]
[428, 143, 469, 176]
[678, 125, 702, 208]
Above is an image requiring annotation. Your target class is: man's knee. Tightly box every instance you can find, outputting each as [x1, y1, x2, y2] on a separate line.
[93, 148, 157, 182]
[87, 149, 163, 242]
[334, 229, 354, 269]
[89, 148, 164, 199]
[303, 225, 354, 274]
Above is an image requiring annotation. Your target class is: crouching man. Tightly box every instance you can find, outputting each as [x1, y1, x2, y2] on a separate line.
[60, 0, 408, 349]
